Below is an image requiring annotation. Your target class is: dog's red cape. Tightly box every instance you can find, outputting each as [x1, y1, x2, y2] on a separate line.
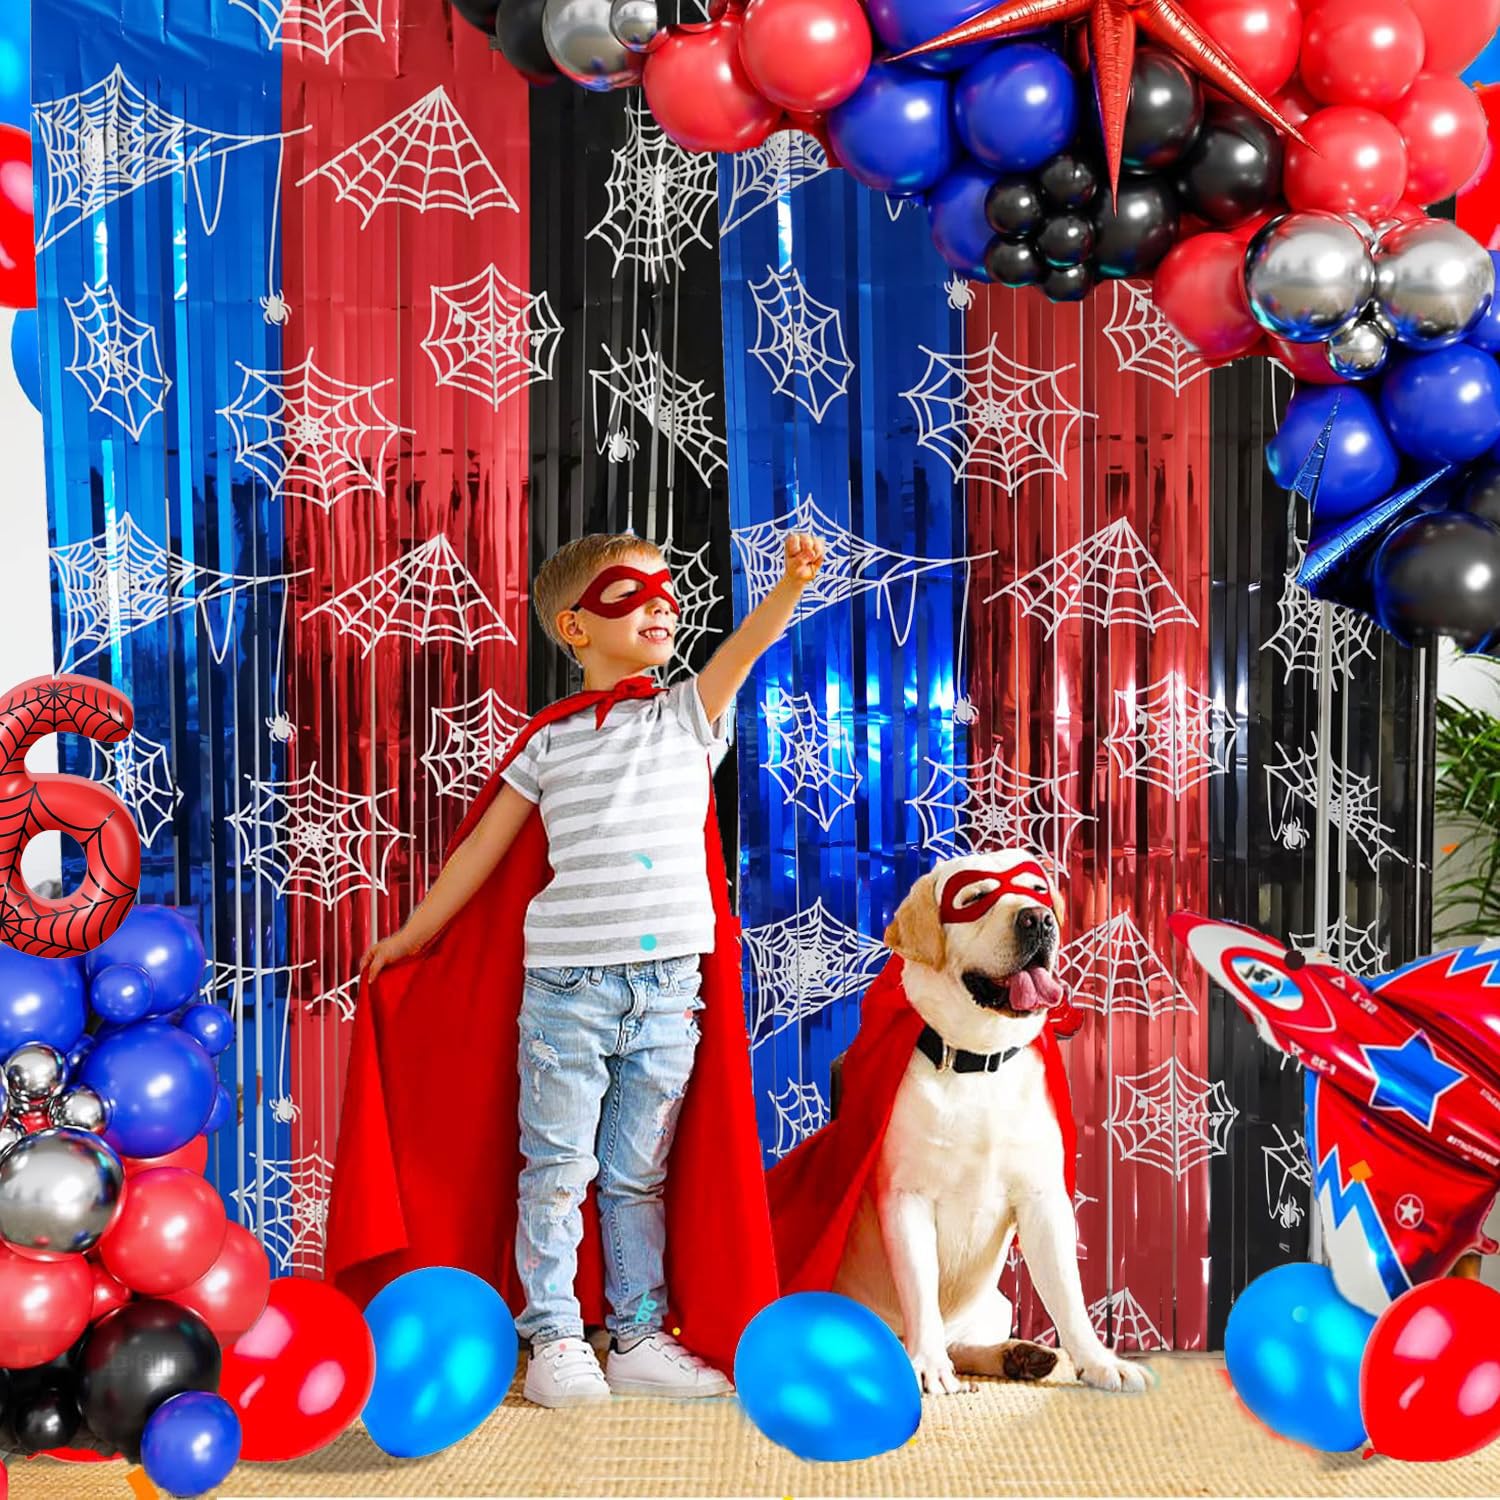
[767, 955, 1078, 1294]
[324, 681, 779, 1374]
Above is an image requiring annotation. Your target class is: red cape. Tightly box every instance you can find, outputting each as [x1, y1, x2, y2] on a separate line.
[325, 690, 779, 1374]
[767, 955, 1077, 1294]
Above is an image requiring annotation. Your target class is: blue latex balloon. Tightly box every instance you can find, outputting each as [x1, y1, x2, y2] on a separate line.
[0, 3, 26, 131]
[66, 1036, 95, 1077]
[0, 949, 87, 1056]
[1265, 386, 1401, 521]
[9, 309, 40, 413]
[86, 906, 207, 1017]
[734, 1292, 921, 1462]
[828, 64, 956, 197]
[866, 0, 994, 74]
[1465, 256, 1500, 352]
[1382, 345, 1500, 465]
[141, 1391, 241, 1497]
[90, 963, 156, 1026]
[178, 1003, 233, 1058]
[363, 1267, 518, 1458]
[1225, 1263, 1373, 1453]
[204, 1081, 234, 1134]
[927, 161, 996, 274]
[954, 43, 1078, 173]
[81, 1021, 217, 1159]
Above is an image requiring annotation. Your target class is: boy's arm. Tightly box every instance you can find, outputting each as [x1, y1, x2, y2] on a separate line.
[696, 533, 825, 724]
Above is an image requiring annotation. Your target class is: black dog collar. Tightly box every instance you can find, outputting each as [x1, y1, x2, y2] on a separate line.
[916, 1024, 1022, 1075]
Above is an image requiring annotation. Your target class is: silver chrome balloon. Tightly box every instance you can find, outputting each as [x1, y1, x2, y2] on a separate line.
[0, 1119, 23, 1157]
[543, 0, 646, 90]
[1244, 212, 1375, 343]
[0, 1127, 124, 1254]
[1373, 219, 1495, 349]
[1367, 303, 1399, 339]
[5, 1043, 67, 1105]
[1326, 318, 1390, 381]
[49, 1085, 108, 1135]
[609, 0, 665, 51]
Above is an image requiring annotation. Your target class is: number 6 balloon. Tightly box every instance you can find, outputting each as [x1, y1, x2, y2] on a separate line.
[0, 676, 140, 958]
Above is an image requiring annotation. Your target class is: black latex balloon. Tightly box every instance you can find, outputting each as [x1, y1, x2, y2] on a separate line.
[1459, 463, 1500, 527]
[1043, 261, 1097, 302]
[985, 178, 1044, 238]
[1093, 177, 1180, 278]
[1038, 151, 1101, 212]
[1373, 513, 1500, 652]
[1176, 101, 1282, 227]
[984, 236, 1043, 287]
[449, 0, 502, 32]
[78, 1300, 221, 1460]
[12, 1382, 82, 1455]
[1122, 48, 1203, 174]
[1038, 212, 1095, 268]
[494, 0, 558, 85]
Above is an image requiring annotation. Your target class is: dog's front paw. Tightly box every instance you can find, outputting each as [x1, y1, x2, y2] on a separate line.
[908, 1347, 973, 1397]
[1079, 1353, 1150, 1393]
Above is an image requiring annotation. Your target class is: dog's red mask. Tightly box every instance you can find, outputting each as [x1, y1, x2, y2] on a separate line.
[571, 566, 680, 618]
[939, 861, 1055, 925]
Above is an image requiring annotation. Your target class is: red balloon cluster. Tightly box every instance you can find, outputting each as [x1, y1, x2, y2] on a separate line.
[0, 123, 33, 312]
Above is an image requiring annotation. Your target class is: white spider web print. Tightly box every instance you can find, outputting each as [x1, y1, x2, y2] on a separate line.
[421, 688, 529, 801]
[200, 959, 314, 1018]
[31, 65, 284, 249]
[230, 0, 386, 58]
[218, 352, 412, 510]
[902, 337, 1092, 490]
[748, 267, 853, 423]
[720, 131, 829, 234]
[1105, 675, 1237, 797]
[1056, 913, 1196, 1019]
[988, 518, 1198, 637]
[732, 496, 990, 646]
[911, 751, 1092, 869]
[1263, 1125, 1312, 1228]
[306, 976, 359, 1022]
[1036, 1289, 1168, 1353]
[660, 538, 723, 685]
[761, 691, 862, 831]
[297, 86, 517, 224]
[423, 266, 563, 411]
[1264, 536, 1376, 684]
[51, 513, 302, 672]
[743, 900, 888, 1047]
[65, 285, 171, 440]
[1265, 736, 1405, 869]
[587, 97, 717, 282]
[1288, 915, 1387, 975]
[87, 732, 182, 849]
[769, 1080, 829, 1159]
[232, 1151, 334, 1276]
[1102, 281, 1209, 395]
[304, 536, 516, 656]
[589, 336, 726, 486]
[226, 766, 407, 906]
[1110, 1057, 1239, 1178]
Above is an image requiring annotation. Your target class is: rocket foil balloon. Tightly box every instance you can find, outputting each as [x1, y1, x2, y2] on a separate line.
[1172, 916, 1500, 1318]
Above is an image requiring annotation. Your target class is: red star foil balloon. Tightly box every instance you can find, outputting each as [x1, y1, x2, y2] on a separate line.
[895, 0, 1309, 198]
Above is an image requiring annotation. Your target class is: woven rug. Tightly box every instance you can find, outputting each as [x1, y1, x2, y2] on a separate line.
[11, 1355, 1500, 1499]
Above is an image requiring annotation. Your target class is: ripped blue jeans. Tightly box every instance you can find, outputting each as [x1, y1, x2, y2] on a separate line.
[515, 955, 704, 1348]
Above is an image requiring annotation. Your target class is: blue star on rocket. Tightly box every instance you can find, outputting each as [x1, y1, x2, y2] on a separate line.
[1361, 1032, 1465, 1132]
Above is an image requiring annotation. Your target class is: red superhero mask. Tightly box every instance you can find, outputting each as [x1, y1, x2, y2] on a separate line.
[571, 566, 680, 618]
[939, 861, 1055, 925]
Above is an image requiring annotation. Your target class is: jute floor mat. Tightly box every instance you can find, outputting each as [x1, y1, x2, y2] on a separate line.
[11, 1355, 1499, 1499]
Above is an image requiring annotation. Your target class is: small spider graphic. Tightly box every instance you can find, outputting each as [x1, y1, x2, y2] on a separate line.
[952, 696, 979, 725]
[604, 429, 639, 463]
[945, 274, 975, 312]
[269, 1095, 301, 1124]
[266, 713, 296, 744]
[260, 292, 292, 327]
[1274, 1196, 1305, 1229]
[1279, 817, 1309, 851]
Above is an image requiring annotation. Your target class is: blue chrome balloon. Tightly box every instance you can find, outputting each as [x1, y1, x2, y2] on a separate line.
[828, 64, 956, 197]
[90, 964, 155, 1026]
[0, 949, 87, 1056]
[954, 43, 1078, 173]
[141, 1391, 242, 1497]
[178, 1004, 232, 1058]
[927, 161, 997, 274]
[1381, 345, 1500, 465]
[1224, 1263, 1374, 1453]
[1265, 386, 1400, 522]
[362, 1267, 519, 1458]
[734, 1292, 921, 1462]
[866, 0, 994, 74]
[86, 906, 207, 1017]
[81, 1022, 217, 1159]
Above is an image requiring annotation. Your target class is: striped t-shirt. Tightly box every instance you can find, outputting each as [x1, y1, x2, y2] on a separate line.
[502, 679, 731, 968]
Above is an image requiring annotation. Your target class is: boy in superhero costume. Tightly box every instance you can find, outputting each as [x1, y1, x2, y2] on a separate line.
[326, 531, 823, 1408]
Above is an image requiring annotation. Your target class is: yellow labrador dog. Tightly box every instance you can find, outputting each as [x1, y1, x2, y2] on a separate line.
[831, 850, 1149, 1397]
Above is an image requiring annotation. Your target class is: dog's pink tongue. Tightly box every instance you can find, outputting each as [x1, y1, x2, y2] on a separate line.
[1009, 967, 1065, 1012]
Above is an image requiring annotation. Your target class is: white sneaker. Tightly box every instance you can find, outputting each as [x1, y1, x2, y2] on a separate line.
[523, 1337, 612, 1409]
[605, 1332, 733, 1398]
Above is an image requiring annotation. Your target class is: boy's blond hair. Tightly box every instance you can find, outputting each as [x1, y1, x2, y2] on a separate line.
[533, 533, 665, 650]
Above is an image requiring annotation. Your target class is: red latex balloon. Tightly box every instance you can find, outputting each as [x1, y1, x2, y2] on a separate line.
[1285, 106, 1408, 217]
[1269, 335, 1349, 383]
[738, 0, 872, 112]
[219, 1278, 375, 1462]
[0, 1244, 93, 1367]
[643, 14, 781, 154]
[0, 124, 33, 312]
[168, 1222, 271, 1346]
[1361, 1279, 1500, 1461]
[98, 1167, 227, 1296]
[1152, 233, 1264, 358]
[1181, 0, 1303, 95]
[123, 1135, 209, 1177]
[1403, 0, 1500, 73]
[1387, 73, 1489, 207]
[1300, 0, 1425, 108]
[89, 1262, 132, 1321]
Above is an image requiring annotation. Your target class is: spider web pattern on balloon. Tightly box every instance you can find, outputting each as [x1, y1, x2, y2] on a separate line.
[421, 689, 530, 802]
[1265, 736, 1405, 868]
[1057, 912, 1197, 1018]
[1109, 1057, 1239, 1178]
[232, 1151, 334, 1276]
[88, 731, 182, 849]
[64, 284, 171, 440]
[720, 131, 829, 235]
[1106, 675, 1238, 796]
[748, 267, 854, 422]
[423, 266, 563, 411]
[768, 1079, 829, 1159]
[229, 0, 386, 58]
[761, 691, 862, 831]
[1101, 280, 1209, 395]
